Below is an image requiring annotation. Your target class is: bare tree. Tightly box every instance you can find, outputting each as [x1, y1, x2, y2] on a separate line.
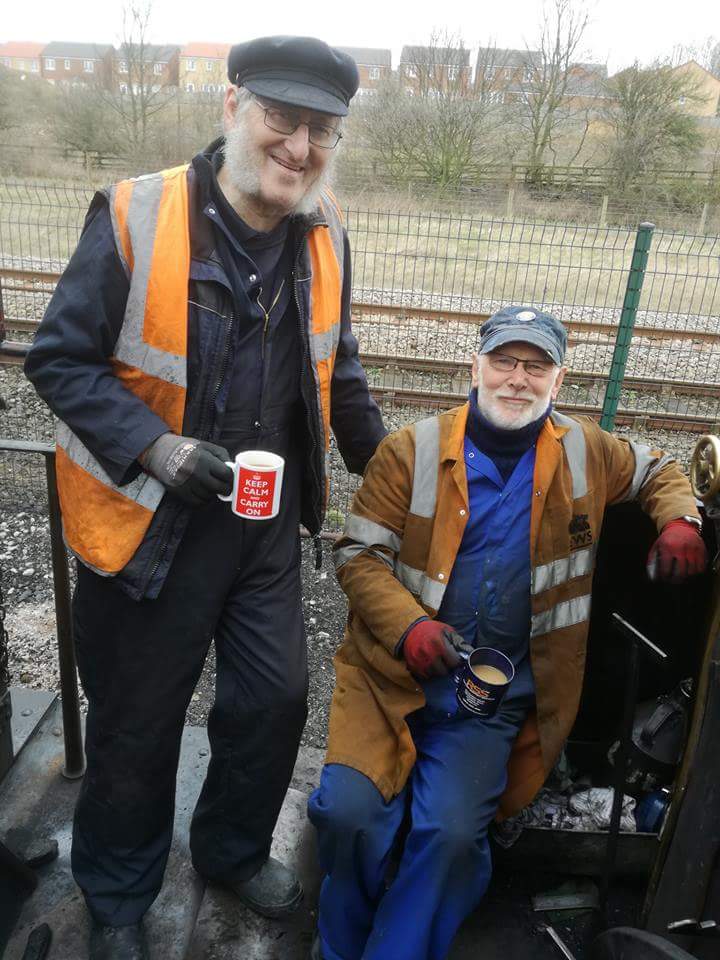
[353, 33, 511, 187]
[49, 84, 123, 161]
[515, 0, 591, 184]
[601, 62, 705, 192]
[99, 1, 176, 161]
[671, 37, 720, 78]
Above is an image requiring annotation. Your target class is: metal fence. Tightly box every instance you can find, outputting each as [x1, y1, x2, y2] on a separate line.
[1, 178, 720, 532]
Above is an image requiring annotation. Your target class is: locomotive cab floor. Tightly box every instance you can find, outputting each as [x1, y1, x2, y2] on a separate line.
[0, 693, 641, 960]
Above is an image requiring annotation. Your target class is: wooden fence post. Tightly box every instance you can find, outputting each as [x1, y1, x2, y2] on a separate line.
[599, 195, 609, 228]
[698, 202, 709, 235]
[506, 186, 514, 220]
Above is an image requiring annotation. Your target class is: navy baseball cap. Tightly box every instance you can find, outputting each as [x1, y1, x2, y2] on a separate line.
[228, 36, 359, 116]
[479, 305, 567, 365]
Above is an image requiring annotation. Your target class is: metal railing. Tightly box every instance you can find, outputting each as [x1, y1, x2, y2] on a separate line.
[0, 439, 84, 780]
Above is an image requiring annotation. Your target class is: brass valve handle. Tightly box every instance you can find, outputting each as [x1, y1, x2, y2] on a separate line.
[690, 434, 720, 501]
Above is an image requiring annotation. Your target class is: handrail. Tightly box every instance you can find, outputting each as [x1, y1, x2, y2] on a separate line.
[0, 439, 84, 780]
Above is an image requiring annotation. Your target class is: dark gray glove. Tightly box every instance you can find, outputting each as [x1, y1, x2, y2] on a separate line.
[139, 432, 233, 505]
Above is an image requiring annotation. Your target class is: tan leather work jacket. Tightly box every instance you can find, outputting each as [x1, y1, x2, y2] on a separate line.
[325, 404, 699, 816]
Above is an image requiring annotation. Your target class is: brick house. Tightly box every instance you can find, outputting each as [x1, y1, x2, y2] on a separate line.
[0, 41, 44, 78]
[40, 42, 114, 88]
[179, 42, 231, 94]
[336, 47, 392, 95]
[115, 43, 180, 93]
[399, 45, 471, 95]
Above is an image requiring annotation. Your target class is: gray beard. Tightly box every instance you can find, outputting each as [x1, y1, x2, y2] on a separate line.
[222, 118, 334, 217]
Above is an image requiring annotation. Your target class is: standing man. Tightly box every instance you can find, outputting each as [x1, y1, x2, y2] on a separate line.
[25, 37, 385, 960]
[308, 306, 707, 960]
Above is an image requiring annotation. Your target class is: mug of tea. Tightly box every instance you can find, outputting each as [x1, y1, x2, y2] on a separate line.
[217, 450, 284, 520]
[455, 647, 514, 718]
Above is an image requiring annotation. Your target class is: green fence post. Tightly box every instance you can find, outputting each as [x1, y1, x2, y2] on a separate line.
[599, 221, 655, 432]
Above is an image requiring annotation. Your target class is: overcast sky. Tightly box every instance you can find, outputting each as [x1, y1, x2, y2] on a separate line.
[1, 0, 716, 73]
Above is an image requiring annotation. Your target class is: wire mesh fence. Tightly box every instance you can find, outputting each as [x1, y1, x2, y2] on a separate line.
[1, 178, 719, 531]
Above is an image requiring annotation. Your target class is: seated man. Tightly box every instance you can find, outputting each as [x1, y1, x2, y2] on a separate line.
[308, 305, 707, 960]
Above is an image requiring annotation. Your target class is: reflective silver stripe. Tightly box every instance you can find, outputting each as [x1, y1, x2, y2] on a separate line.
[623, 442, 675, 502]
[312, 325, 341, 363]
[410, 417, 440, 518]
[105, 186, 131, 279]
[395, 560, 447, 610]
[321, 190, 345, 269]
[56, 422, 165, 511]
[343, 514, 402, 552]
[531, 594, 591, 637]
[552, 412, 588, 499]
[334, 543, 393, 572]
[111, 174, 188, 388]
[532, 545, 597, 595]
[396, 559, 424, 594]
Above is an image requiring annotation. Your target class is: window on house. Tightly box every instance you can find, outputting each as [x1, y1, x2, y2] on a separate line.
[448, 65, 459, 81]
[484, 65, 496, 80]
[119, 82, 128, 94]
[1, 58, 10, 68]
[369, 66, 379, 80]
[405, 64, 417, 79]
[45, 58, 56, 70]
[30, 60, 39, 72]
[186, 82, 195, 92]
[118, 60, 128, 73]
[64, 59, 71, 70]
[187, 59, 196, 71]
[153, 63, 163, 75]
[83, 60, 94, 73]
[205, 59, 213, 71]
[488, 90, 504, 104]
[523, 66, 534, 82]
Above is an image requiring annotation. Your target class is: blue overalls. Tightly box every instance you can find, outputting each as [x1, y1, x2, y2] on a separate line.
[309, 436, 538, 960]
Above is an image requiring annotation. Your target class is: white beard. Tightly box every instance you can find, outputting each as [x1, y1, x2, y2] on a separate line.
[222, 113, 335, 218]
[476, 381, 554, 430]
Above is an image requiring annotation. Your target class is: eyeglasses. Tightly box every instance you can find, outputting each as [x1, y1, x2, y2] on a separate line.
[251, 96, 342, 149]
[487, 353, 556, 378]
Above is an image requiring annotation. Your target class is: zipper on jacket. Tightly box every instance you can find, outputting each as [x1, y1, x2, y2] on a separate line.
[143, 306, 234, 597]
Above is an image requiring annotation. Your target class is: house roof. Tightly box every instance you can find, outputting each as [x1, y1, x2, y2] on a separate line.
[42, 41, 113, 59]
[475, 47, 541, 70]
[336, 46, 391, 67]
[0, 41, 45, 59]
[118, 43, 180, 63]
[400, 45, 470, 66]
[179, 42, 231, 59]
[671, 59, 720, 85]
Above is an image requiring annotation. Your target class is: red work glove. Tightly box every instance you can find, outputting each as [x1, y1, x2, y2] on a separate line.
[403, 620, 472, 679]
[647, 519, 707, 583]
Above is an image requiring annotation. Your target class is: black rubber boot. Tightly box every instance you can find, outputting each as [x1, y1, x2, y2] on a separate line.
[221, 856, 303, 919]
[89, 922, 147, 960]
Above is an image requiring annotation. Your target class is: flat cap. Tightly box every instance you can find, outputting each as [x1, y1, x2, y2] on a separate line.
[228, 36, 359, 116]
[479, 305, 568, 365]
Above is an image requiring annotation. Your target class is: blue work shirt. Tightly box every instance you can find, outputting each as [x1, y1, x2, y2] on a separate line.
[437, 435, 535, 667]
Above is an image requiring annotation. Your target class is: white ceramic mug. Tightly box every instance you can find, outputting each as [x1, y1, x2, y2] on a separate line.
[218, 450, 284, 520]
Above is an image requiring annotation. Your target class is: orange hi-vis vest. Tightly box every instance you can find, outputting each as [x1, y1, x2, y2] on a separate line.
[55, 164, 345, 576]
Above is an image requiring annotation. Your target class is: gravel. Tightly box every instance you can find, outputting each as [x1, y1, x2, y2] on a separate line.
[2, 292, 716, 748]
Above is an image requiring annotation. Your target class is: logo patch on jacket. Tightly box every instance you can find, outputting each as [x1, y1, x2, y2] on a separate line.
[569, 513, 593, 549]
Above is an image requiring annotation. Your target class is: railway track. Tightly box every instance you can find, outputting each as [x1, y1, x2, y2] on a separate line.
[2, 268, 720, 433]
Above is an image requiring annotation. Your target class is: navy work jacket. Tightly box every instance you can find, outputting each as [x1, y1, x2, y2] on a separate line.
[25, 140, 386, 600]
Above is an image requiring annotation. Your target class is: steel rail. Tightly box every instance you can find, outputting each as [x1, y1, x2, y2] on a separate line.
[368, 384, 720, 433]
[360, 352, 720, 398]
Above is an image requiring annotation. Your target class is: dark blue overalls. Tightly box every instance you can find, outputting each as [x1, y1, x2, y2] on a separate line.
[309, 436, 538, 960]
